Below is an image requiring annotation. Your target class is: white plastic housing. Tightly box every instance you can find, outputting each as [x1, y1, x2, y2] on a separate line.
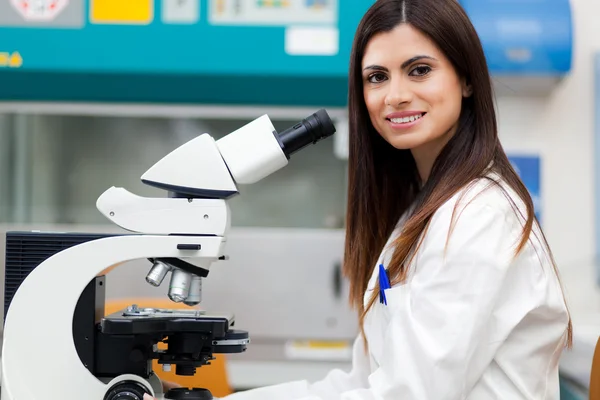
[216, 115, 289, 184]
[96, 187, 231, 235]
[1, 235, 227, 400]
[141, 133, 237, 194]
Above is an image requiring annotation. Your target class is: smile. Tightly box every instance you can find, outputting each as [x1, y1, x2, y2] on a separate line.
[387, 113, 426, 124]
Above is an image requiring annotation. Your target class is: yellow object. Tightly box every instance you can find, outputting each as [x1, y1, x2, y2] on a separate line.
[9, 52, 22, 68]
[591, 336, 600, 400]
[0, 53, 9, 67]
[90, 0, 154, 24]
[105, 298, 233, 397]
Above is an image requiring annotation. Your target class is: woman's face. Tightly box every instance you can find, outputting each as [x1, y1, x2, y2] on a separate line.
[361, 24, 471, 156]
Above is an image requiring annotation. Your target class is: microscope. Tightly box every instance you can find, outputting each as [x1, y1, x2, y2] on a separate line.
[0, 109, 336, 400]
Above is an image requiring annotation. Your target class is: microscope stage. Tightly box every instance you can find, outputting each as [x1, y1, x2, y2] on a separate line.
[101, 305, 236, 336]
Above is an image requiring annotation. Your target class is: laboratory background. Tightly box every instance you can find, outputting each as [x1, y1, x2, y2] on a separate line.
[0, 0, 597, 399]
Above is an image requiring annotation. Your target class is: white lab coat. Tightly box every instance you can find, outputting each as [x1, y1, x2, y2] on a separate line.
[223, 176, 570, 400]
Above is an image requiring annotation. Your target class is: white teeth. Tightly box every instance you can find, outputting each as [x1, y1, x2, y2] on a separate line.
[390, 113, 424, 124]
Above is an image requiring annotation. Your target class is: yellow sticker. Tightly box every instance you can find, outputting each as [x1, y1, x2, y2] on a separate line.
[90, 0, 153, 24]
[0, 53, 9, 67]
[9, 52, 22, 68]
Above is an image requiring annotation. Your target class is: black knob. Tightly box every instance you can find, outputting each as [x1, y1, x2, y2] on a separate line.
[104, 381, 151, 400]
[165, 388, 213, 400]
[130, 348, 145, 363]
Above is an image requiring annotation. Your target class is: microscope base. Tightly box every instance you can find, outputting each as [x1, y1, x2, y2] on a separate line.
[165, 387, 214, 399]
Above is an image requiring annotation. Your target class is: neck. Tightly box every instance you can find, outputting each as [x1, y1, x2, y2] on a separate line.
[411, 126, 457, 183]
[412, 150, 435, 183]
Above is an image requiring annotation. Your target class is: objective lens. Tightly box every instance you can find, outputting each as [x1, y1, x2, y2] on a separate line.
[184, 276, 202, 306]
[278, 109, 336, 157]
[168, 269, 192, 303]
[146, 260, 172, 287]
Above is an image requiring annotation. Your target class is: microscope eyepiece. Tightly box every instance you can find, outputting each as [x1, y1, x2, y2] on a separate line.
[278, 109, 336, 158]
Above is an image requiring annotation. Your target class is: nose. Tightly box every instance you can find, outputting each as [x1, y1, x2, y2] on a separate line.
[384, 77, 412, 107]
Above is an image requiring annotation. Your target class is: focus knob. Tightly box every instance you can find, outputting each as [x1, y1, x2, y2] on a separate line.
[104, 381, 151, 400]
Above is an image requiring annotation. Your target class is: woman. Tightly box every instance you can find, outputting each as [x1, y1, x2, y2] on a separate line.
[149, 0, 571, 398]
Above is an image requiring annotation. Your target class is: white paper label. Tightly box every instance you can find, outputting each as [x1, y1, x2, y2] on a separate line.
[285, 26, 339, 56]
[162, 0, 199, 24]
[209, 0, 338, 26]
[11, 0, 69, 21]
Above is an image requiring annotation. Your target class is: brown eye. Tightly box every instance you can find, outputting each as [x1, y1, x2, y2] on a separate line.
[409, 65, 431, 77]
[368, 73, 387, 83]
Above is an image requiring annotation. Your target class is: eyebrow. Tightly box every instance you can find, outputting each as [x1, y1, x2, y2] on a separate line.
[363, 55, 438, 72]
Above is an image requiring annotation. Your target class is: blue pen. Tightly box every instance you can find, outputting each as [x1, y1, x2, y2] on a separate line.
[379, 263, 391, 305]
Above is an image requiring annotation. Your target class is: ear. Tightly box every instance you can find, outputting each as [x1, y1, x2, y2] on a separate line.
[462, 78, 473, 98]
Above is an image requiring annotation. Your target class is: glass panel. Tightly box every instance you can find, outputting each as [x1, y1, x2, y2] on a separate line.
[0, 113, 348, 229]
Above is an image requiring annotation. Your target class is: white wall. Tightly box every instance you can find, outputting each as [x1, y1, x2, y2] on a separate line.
[496, 0, 599, 271]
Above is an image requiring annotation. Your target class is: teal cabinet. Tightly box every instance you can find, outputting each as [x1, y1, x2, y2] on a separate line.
[0, 0, 372, 106]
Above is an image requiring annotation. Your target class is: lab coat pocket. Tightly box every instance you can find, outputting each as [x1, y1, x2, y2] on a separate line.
[369, 286, 411, 365]
[380, 285, 410, 322]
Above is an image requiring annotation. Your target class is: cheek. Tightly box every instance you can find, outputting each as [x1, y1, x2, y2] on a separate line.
[364, 90, 384, 125]
[422, 80, 463, 125]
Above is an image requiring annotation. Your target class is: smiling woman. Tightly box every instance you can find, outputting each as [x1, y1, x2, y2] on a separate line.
[148, 1, 572, 399]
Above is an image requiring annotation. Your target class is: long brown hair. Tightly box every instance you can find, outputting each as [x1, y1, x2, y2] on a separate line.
[343, 0, 572, 347]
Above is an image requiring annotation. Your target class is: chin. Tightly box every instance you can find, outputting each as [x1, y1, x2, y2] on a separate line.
[382, 133, 428, 151]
